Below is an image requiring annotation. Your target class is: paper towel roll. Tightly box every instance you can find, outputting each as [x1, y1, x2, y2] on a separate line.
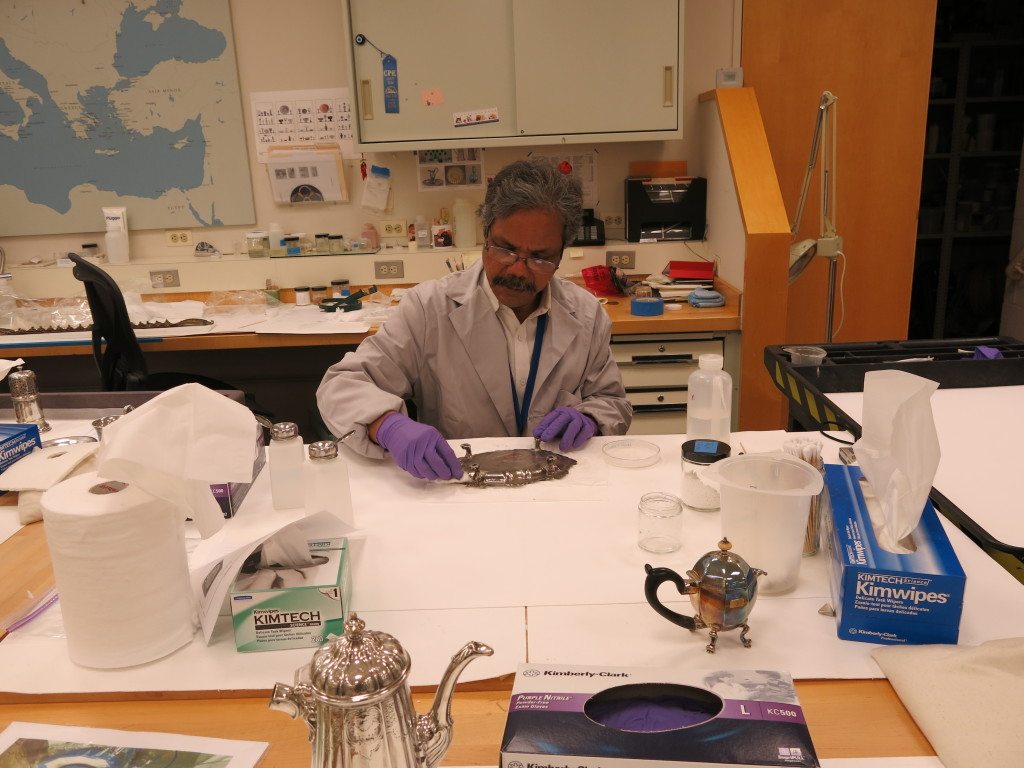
[41, 471, 196, 668]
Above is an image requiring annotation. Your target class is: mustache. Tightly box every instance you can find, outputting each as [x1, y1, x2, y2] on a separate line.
[493, 274, 536, 293]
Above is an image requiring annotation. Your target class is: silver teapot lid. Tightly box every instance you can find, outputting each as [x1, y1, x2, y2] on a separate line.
[307, 614, 411, 701]
[692, 538, 756, 584]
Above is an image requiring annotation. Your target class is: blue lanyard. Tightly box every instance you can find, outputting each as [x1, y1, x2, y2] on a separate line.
[510, 313, 548, 436]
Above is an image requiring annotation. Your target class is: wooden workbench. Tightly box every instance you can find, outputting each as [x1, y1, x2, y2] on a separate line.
[0, 281, 740, 359]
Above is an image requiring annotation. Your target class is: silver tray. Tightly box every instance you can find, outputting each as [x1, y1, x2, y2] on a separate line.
[458, 439, 576, 487]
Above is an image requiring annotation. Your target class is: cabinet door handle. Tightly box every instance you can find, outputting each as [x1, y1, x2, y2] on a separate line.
[360, 80, 374, 121]
[631, 354, 692, 364]
[633, 403, 685, 414]
[663, 66, 675, 108]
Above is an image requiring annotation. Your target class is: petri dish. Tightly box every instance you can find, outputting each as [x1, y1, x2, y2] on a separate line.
[602, 439, 661, 468]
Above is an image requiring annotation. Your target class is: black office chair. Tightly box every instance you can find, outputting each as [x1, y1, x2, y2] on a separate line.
[68, 254, 270, 417]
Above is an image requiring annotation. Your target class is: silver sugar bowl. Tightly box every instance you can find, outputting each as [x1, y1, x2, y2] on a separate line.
[644, 538, 765, 653]
[270, 613, 493, 768]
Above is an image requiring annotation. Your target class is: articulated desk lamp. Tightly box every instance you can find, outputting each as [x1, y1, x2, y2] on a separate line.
[789, 91, 843, 343]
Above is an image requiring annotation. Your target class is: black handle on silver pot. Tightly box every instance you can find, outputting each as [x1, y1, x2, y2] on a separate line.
[644, 564, 697, 631]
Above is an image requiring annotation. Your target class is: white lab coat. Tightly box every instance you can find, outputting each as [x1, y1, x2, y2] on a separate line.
[317, 260, 631, 458]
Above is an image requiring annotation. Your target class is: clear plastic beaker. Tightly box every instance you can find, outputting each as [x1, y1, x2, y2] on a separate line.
[701, 452, 823, 594]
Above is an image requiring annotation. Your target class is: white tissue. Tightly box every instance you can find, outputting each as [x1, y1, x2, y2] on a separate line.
[260, 523, 320, 568]
[0, 358, 24, 380]
[97, 383, 259, 538]
[853, 370, 941, 553]
[41, 471, 195, 668]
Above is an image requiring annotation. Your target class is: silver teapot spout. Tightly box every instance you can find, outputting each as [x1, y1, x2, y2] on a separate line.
[270, 613, 492, 768]
[416, 641, 494, 768]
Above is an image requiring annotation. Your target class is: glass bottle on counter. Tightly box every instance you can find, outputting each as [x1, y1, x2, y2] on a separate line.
[268, 223, 285, 257]
[294, 286, 311, 306]
[310, 285, 328, 305]
[245, 231, 270, 258]
[315, 233, 331, 254]
[283, 236, 301, 256]
[328, 234, 346, 253]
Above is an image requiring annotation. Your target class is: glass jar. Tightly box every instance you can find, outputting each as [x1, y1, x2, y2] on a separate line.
[637, 492, 684, 554]
[315, 233, 331, 254]
[80, 242, 101, 259]
[329, 234, 346, 253]
[331, 279, 350, 299]
[283, 236, 301, 256]
[294, 286, 311, 306]
[245, 230, 270, 258]
[310, 285, 328, 304]
[680, 439, 731, 511]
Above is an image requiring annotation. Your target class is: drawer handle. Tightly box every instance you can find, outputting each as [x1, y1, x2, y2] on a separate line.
[631, 354, 693, 364]
[633, 403, 686, 414]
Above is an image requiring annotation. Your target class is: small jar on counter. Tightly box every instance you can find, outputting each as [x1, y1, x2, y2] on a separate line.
[283, 236, 301, 256]
[680, 439, 731, 511]
[331, 279, 350, 298]
[328, 234, 346, 253]
[294, 286, 311, 306]
[310, 285, 328, 304]
[80, 242, 101, 259]
[315, 233, 331, 254]
[245, 230, 270, 258]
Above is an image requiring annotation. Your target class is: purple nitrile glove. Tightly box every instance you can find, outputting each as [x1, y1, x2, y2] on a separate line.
[532, 406, 597, 451]
[375, 412, 463, 481]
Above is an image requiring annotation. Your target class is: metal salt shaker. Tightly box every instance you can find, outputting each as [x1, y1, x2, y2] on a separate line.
[8, 366, 50, 433]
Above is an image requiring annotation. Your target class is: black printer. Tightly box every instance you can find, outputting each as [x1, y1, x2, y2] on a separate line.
[625, 176, 707, 242]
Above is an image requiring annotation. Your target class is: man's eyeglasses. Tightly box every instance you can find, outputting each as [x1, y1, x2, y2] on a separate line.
[484, 242, 560, 275]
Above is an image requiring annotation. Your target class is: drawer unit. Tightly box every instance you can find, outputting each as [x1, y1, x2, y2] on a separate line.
[611, 333, 732, 436]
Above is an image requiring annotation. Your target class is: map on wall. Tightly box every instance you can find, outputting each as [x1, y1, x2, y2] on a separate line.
[0, 0, 255, 237]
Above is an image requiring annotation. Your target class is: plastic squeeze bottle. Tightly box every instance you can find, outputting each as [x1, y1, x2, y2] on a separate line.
[269, 421, 304, 510]
[103, 206, 130, 265]
[268, 222, 285, 257]
[686, 353, 732, 443]
[304, 440, 355, 528]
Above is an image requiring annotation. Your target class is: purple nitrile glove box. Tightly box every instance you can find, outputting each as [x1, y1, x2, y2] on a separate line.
[209, 425, 267, 518]
[501, 663, 819, 768]
[0, 422, 42, 478]
[820, 463, 965, 645]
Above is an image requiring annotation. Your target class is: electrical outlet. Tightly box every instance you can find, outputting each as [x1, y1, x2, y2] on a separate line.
[374, 259, 405, 279]
[149, 269, 180, 288]
[165, 229, 193, 247]
[605, 214, 624, 227]
[606, 250, 636, 269]
[380, 219, 408, 238]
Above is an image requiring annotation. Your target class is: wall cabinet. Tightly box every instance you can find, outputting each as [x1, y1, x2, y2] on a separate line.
[910, 0, 1023, 338]
[342, 0, 681, 151]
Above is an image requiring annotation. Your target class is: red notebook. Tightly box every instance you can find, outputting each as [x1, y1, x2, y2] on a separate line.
[665, 260, 714, 281]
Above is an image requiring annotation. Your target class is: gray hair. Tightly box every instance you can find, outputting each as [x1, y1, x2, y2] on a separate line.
[479, 159, 583, 247]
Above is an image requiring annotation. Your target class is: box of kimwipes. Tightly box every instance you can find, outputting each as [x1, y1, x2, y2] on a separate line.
[821, 463, 965, 645]
[230, 537, 351, 652]
[500, 663, 819, 768]
[210, 425, 267, 518]
[0, 422, 41, 477]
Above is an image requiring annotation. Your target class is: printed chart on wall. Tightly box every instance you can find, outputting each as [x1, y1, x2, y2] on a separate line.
[417, 148, 484, 192]
[534, 151, 598, 207]
[250, 88, 354, 162]
[0, 0, 255, 236]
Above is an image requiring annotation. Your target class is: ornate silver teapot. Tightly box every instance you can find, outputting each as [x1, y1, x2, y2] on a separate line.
[644, 538, 765, 653]
[270, 613, 493, 768]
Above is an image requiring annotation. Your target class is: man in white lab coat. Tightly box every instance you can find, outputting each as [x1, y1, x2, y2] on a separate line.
[317, 159, 631, 480]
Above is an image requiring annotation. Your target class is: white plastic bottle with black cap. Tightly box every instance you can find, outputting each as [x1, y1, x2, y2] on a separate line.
[269, 421, 304, 510]
[686, 353, 732, 443]
[304, 440, 354, 528]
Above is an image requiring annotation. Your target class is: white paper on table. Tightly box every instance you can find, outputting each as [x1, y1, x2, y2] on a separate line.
[247, 304, 370, 334]
[0, 721, 267, 767]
